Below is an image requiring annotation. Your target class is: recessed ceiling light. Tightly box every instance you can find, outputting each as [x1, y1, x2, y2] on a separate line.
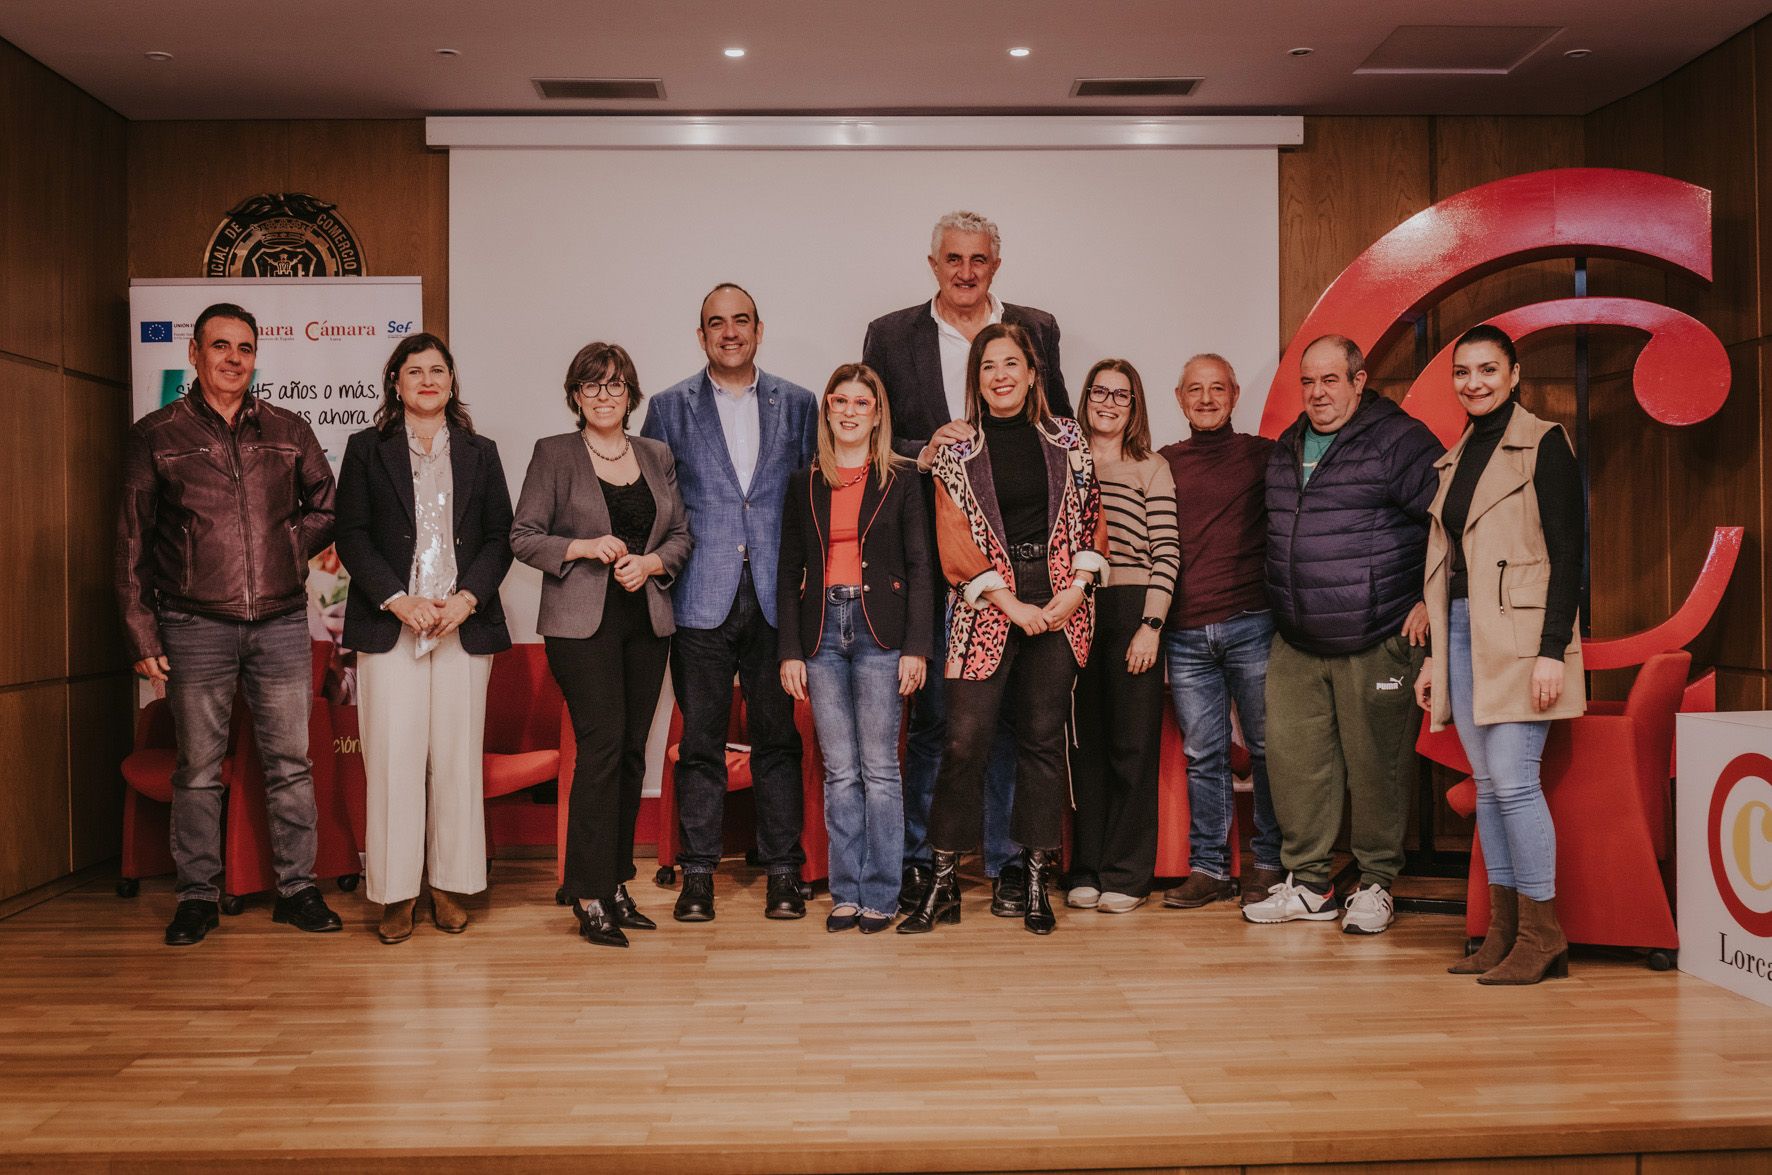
[144, 50, 173, 62]
[1564, 48, 1593, 59]
[435, 48, 460, 58]
[1288, 47, 1313, 57]
[1009, 47, 1031, 58]
[724, 47, 746, 58]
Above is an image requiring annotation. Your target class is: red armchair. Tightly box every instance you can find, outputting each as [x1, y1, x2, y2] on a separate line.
[117, 698, 247, 897]
[481, 644, 565, 857]
[1431, 650, 1688, 965]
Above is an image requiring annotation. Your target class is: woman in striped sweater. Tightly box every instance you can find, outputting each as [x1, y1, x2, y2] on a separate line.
[1066, 358, 1181, 913]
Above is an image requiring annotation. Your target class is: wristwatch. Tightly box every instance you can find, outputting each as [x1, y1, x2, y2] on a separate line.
[1140, 616, 1163, 631]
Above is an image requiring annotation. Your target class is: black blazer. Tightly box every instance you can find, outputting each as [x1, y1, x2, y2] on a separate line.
[335, 425, 514, 655]
[775, 464, 935, 662]
[860, 301, 1072, 460]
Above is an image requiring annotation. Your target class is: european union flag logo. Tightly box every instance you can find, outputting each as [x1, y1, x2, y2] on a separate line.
[140, 321, 173, 343]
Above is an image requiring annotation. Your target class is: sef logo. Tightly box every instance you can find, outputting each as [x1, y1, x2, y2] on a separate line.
[388, 321, 414, 336]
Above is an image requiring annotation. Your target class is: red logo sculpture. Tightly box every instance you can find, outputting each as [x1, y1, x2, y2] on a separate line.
[1261, 167, 1742, 692]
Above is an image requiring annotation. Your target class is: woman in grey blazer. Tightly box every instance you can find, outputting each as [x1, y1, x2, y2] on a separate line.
[511, 341, 692, 948]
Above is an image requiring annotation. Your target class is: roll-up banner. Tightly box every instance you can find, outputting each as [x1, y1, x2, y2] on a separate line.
[128, 277, 424, 700]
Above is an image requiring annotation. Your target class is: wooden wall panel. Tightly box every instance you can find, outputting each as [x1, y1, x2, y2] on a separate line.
[1430, 117, 1585, 380]
[67, 674, 130, 870]
[0, 683, 70, 897]
[1582, 84, 1670, 379]
[1278, 117, 1431, 382]
[0, 41, 68, 366]
[62, 93, 128, 383]
[1587, 372, 1672, 646]
[0, 358, 68, 688]
[64, 374, 128, 676]
[1660, 33, 1762, 348]
[129, 120, 449, 330]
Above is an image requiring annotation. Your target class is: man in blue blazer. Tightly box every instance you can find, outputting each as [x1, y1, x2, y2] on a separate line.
[861, 210, 1072, 920]
[641, 283, 819, 922]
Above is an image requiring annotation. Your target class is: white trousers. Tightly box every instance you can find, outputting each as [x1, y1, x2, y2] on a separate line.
[358, 628, 492, 904]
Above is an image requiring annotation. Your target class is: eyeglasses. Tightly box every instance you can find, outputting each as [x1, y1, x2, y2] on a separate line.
[576, 380, 628, 401]
[1086, 385, 1133, 407]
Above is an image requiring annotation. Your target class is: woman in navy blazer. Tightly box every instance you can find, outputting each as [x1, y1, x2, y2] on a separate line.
[777, 363, 934, 932]
[335, 332, 513, 944]
[511, 341, 691, 948]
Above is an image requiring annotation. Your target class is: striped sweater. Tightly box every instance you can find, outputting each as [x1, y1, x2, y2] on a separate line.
[1093, 449, 1180, 623]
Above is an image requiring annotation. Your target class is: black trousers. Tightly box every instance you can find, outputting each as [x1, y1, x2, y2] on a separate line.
[1068, 585, 1162, 895]
[669, 566, 806, 875]
[928, 558, 1075, 853]
[547, 587, 668, 902]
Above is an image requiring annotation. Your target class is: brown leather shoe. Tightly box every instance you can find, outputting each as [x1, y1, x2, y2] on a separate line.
[1164, 872, 1238, 909]
[1449, 885, 1517, 974]
[430, 888, 469, 934]
[1477, 894, 1569, 985]
[1240, 866, 1285, 906]
[377, 898, 416, 944]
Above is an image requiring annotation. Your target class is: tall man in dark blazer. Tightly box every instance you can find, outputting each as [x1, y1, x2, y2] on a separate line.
[861, 210, 1072, 917]
[642, 283, 819, 923]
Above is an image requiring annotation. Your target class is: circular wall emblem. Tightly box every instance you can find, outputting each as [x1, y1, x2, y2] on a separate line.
[1707, 752, 1772, 937]
[204, 193, 366, 279]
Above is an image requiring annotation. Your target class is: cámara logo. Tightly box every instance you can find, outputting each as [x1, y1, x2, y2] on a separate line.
[1708, 752, 1772, 937]
[205, 192, 366, 279]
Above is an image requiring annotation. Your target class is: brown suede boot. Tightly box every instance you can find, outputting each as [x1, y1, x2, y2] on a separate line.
[430, 888, 469, 934]
[1477, 894, 1569, 985]
[1449, 885, 1517, 974]
[377, 898, 416, 944]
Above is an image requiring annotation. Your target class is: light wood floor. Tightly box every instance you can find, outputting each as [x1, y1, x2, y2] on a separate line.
[4, 860, 1772, 1174]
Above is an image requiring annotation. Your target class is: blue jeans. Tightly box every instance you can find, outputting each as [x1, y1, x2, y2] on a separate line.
[1164, 610, 1281, 880]
[805, 590, 906, 915]
[158, 608, 317, 902]
[1446, 598, 1556, 900]
[902, 596, 1019, 876]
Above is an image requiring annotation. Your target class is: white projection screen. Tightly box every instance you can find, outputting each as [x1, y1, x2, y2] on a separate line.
[440, 117, 1289, 648]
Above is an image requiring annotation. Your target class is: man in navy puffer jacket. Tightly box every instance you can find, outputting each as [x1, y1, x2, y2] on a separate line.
[1243, 335, 1443, 936]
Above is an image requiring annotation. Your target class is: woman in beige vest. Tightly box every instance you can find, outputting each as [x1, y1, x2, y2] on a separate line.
[1413, 324, 1585, 985]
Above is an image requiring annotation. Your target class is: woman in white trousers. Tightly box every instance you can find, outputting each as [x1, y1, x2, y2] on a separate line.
[335, 332, 514, 943]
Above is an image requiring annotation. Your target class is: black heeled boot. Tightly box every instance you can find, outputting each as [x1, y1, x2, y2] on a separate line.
[1024, 848, 1058, 935]
[896, 849, 961, 934]
[574, 898, 630, 948]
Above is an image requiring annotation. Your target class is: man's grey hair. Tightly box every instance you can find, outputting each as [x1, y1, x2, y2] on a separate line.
[930, 210, 1001, 259]
[1304, 333, 1367, 381]
[1181, 352, 1239, 390]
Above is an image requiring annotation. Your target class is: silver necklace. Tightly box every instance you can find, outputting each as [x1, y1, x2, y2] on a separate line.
[582, 429, 630, 462]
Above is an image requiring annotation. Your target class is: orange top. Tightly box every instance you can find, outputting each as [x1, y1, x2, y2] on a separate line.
[826, 466, 867, 586]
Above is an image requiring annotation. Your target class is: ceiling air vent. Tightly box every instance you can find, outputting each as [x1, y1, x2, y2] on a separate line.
[1356, 26, 1561, 75]
[1070, 76, 1202, 99]
[532, 78, 666, 100]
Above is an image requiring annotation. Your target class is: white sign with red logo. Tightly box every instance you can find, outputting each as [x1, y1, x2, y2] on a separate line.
[1677, 711, 1772, 1006]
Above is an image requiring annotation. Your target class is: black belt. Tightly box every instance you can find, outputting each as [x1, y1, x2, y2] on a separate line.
[826, 584, 862, 601]
[1006, 542, 1047, 561]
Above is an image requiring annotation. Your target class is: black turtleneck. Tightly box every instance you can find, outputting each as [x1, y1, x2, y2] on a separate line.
[1441, 396, 1583, 660]
[982, 412, 1048, 547]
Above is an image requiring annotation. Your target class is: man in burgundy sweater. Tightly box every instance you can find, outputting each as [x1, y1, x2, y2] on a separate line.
[1158, 354, 1283, 908]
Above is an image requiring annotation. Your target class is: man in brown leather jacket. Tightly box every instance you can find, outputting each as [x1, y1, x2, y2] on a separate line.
[116, 302, 342, 945]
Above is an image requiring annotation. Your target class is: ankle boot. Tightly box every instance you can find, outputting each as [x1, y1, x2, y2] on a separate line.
[430, 888, 469, 933]
[377, 898, 416, 944]
[1024, 848, 1057, 935]
[897, 849, 960, 934]
[1477, 894, 1568, 985]
[1449, 885, 1518, 974]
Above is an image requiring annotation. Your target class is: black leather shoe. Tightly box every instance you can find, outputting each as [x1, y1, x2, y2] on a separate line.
[991, 862, 1029, 918]
[766, 872, 807, 920]
[898, 850, 961, 934]
[1023, 848, 1058, 935]
[858, 912, 894, 934]
[574, 899, 630, 948]
[898, 863, 932, 915]
[272, 886, 343, 932]
[826, 906, 860, 932]
[673, 872, 715, 922]
[612, 883, 656, 930]
[164, 899, 219, 946]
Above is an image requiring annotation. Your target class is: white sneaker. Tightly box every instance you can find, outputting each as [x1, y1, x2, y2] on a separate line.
[1096, 891, 1145, 914]
[1341, 884, 1395, 935]
[1241, 873, 1340, 923]
[1065, 885, 1101, 909]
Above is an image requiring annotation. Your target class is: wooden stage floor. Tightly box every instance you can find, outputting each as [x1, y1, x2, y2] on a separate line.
[3, 860, 1772, 1174]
